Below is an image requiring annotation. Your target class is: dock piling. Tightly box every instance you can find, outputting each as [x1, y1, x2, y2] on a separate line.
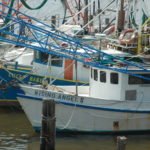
[116, 136, 127, 150]
[40, 99, 56, 150]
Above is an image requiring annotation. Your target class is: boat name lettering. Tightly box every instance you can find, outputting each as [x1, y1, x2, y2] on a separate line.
[9, 73, 43, 83]
[35, 90, 56, 98]
[9, 73, 26, 80]
[57, 94, 77, 102]
[34, 90, 84, 103]
[29, 76, 43, 84]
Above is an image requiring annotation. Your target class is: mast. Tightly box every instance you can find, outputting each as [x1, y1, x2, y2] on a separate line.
[137, 0, 143, 54]
[98, 0, 101, 32]
[115, 0, 125, 34]
[78, 0, 81, 21]
[84, 0, 88, 26]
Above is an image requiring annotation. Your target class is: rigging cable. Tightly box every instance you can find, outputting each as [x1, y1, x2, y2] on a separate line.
[4, 0, 48, 25]
[20, 0, 48, 10]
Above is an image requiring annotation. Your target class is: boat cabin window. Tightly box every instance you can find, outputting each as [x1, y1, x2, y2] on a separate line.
[128, 74, 150, 84]
[110, 72, 118, 84]
[51, 55, 63, 67]
[94, 69, 98, 81]
[34, 51, 62, 67]
[100, 71, 106, 83]
[34, 51, 48, 63]
[91, 68, 93, 78]
[40, 52, 49, 63]
[41, 53, 49, 63]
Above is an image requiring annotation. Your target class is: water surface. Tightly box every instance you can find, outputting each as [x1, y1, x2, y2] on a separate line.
[0, 107, 150, 150]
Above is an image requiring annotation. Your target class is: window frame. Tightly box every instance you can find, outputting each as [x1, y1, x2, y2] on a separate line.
[128, 74, 150, 84]
[100, 71, 106, 83]
[94, 69, 98, 81]
[51, 55, 63, 67]
[110, 72, 119, 84]
[91, 68, 93, 78]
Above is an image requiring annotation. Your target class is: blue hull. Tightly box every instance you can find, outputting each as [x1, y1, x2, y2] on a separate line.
[0, 67, 88, 101]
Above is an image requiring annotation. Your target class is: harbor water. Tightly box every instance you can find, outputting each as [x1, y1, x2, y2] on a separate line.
[0, 107, 150, 150]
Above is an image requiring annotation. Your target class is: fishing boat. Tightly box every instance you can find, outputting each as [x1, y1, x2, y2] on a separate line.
[1, 0, 150, 133]
[0, 21, 91, 101]
[0, 0, 89, 102]
[17, 49, 150, 133]
[15, 9, 150, 132]
[0, 0, 117, 103]
[0, 44, 89, 101]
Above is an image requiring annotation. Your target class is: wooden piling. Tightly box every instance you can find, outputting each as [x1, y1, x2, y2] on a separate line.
[116, 136, 127, 150]
[40, 99, 56, 150]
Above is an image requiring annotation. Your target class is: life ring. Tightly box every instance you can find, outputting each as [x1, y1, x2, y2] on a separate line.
[103, 25, 115, 35]
[119, 29, 138, 45]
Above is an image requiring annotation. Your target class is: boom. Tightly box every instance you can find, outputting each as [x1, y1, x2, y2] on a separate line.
[0, 2, 150, 81]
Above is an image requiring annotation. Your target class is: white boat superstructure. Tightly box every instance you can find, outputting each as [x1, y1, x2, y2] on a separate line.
[17, 62, 150, 133]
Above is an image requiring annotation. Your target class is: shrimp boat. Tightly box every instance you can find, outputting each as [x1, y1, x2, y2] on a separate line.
[16, 27, 150, 132]
[0, 0, 88, 102]
[0, 0, 117, 102]
[17, 58, 150, 133]
[0, 45, 89, 101]
[17, 27, 150, 133]
[13, 9, 150, 134]
[1, 1, 150, 133]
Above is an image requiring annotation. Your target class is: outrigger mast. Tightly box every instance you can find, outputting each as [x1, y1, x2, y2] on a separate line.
[0, 2, 150, 81]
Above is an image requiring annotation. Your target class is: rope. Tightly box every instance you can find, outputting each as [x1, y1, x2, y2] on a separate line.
[20, 0, 48, 10]
[58, 101, 77, 130]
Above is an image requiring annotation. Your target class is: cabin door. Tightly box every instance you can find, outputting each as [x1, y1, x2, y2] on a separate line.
[64, 59, 74, 80]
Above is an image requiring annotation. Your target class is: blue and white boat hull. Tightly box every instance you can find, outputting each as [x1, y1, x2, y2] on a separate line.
[0, 67, 88, 102]
[17, 84, 150, 133]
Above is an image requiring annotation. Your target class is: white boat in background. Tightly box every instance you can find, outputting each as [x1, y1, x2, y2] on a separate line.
[17, 49, 150, 133]
[2, 47, 33, 66]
